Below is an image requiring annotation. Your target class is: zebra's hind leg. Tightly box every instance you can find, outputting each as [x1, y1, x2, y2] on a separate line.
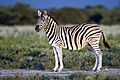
[89, 43, 102, 72]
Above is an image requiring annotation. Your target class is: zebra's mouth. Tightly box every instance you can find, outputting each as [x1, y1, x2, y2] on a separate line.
[35, 27, 40, 32]
[35, 29, 40, 32]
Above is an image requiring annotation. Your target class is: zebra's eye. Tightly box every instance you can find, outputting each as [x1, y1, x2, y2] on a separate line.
[42, 17, 45, 21]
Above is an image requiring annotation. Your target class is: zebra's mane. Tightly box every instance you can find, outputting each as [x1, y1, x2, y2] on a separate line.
[48, 14, 58, 25]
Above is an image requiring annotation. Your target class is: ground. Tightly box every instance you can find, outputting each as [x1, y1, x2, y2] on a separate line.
[0, 68, 120, 77]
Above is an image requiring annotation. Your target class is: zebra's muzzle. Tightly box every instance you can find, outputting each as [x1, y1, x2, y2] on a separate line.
[35, 25, 42, 32]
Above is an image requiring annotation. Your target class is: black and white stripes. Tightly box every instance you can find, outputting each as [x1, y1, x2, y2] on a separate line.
[35, 10, 111, 72]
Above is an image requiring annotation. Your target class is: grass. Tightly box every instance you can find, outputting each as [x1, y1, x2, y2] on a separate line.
[0, 25, 120, 69]
[0, 25, 120, 79]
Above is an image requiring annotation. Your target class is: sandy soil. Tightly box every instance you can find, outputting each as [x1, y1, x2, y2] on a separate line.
[0, 68, 120, 77]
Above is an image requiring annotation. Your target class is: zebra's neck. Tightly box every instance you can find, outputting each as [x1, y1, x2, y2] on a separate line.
[45, 18, 58, 39]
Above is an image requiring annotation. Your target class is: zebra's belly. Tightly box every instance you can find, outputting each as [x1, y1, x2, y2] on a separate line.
[62, 44, 85, 51]
[62, 46, 82, 51]
[62, 39, 87, 51]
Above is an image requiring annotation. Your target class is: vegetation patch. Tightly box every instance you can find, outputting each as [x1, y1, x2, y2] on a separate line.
[0, 26, 120, 79]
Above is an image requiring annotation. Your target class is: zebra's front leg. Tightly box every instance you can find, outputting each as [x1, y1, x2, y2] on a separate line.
[58, 48, 63, 72]
[53, 47, 59, 72]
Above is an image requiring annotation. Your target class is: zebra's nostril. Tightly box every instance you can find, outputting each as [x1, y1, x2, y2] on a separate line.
[36, 25, 39, 28]
[35, 25, 40, 32]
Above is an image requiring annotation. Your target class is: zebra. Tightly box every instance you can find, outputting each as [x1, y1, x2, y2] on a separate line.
[35, 10, 111, 72]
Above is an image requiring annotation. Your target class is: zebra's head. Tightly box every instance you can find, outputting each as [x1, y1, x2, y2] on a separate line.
[35, 10, 49, 32]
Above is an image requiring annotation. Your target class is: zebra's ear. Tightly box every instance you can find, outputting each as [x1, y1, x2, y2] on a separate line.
[38, 10, 42, 17]
[43, 10, 47, 15]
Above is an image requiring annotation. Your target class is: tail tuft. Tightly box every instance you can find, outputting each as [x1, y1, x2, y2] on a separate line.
[103, 41, 111, 49]
[102, 31, 111, 49]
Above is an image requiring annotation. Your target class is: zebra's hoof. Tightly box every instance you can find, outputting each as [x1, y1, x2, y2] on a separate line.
[52, 69, 57, 72]
[92, 68, 101, 73]
[58, 68, 63, 72]
[92, 69, 100, 73]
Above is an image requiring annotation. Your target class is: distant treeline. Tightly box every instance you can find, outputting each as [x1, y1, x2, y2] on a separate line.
[0, 3, 120, 25]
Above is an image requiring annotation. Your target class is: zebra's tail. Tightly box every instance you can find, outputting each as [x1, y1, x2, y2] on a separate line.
[101, 31, 111, 49]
